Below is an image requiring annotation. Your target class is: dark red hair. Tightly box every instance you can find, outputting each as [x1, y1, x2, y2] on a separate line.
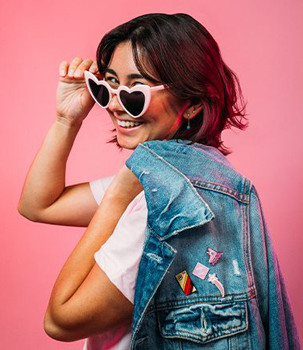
[96, 13, 247, 154]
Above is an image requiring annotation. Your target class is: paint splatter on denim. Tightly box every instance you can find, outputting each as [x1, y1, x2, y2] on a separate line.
[126, 140, 300, 350]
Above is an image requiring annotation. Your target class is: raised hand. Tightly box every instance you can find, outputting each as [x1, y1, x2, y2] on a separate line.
[56, 57, 100, 126]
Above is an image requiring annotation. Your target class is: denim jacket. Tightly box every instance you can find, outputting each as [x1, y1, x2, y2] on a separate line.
[125, 140, 300, 350]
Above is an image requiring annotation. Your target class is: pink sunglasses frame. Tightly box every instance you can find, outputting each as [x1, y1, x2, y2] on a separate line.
[84, 70, 166, 118]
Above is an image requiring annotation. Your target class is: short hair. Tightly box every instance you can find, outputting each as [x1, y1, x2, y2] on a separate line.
[96, 13, 247, 155]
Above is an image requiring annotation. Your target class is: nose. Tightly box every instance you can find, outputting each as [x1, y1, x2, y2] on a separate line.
[107, 93, 124, 114]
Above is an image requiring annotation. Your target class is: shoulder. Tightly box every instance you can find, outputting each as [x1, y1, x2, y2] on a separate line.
[126, 140, 251, 197]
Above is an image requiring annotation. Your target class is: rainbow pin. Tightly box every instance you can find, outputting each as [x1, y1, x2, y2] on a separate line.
[175, 270, 197, 295]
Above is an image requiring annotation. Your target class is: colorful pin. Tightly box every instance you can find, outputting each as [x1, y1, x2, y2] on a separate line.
[206, 247, 223, 266]
[208, 273, 225, 297]
[192, 262, 209, 280]
[175, 270, 197, 295]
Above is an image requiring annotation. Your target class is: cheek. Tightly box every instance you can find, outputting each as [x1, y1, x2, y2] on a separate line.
[163, 93, 184, 116]
[146, 93, 184, 127]
[163, 103, 184, 127]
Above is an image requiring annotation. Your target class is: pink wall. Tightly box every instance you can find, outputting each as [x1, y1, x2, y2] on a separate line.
[1, 0, 302, 348]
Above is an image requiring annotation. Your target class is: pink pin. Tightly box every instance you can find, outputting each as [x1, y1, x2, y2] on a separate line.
[192, 262, 209, 280]
[208, 273, 225, 297]
[206, 247, 223, 265]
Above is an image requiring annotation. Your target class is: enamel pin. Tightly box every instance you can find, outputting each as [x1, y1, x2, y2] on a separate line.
[208, 273, 225, 297]
[206, 247, 223, 265]
[175, 270, 197, 295]
[192, 262, 209, 280]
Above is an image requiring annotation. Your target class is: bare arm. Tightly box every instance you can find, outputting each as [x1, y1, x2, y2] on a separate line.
[44, 166, 143, 341]
[17, 121, 98, 226]
[18, 58, 100, 227]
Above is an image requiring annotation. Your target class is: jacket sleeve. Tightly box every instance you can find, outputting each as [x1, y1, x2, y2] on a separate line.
[249, 185, 301, 349]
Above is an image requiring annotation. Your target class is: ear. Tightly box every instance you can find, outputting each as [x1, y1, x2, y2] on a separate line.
[183, 103, 203, 120]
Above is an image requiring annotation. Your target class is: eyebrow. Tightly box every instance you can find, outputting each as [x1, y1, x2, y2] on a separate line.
[105, 68, 145, 80]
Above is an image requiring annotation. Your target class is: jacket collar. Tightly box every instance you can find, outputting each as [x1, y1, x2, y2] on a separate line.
[126, 142, 215, 240]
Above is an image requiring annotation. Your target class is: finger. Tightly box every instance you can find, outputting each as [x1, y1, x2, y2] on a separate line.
[89, 61, 101, 79]
[59, 61, 68, 77]
[74, 58, 94, 78]
[67, 57, 83, 77]
[88, 61, 99, 73]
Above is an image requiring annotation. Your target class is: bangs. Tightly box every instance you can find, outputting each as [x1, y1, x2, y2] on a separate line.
[131, 41, 162, 84]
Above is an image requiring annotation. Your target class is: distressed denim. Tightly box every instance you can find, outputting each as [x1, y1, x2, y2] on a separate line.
[125, 140, 301, 350]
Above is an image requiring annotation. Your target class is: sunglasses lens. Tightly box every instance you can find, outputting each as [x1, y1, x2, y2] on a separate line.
[88, 79, 110, 107]
[120, 91, 145, 117]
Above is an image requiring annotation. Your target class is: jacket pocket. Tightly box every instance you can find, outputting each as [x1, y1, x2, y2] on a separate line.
[158, 301, 248, 347]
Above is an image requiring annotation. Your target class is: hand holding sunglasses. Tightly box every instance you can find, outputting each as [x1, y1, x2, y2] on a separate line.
[56, 58, 99, 126]
[84, 70, 167, 118]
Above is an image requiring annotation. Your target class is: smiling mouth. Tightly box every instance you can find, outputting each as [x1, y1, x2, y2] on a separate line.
[117, 120, 144, 128]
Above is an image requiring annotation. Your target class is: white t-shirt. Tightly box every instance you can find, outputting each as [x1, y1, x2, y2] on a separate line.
[83, 175, 147, 350]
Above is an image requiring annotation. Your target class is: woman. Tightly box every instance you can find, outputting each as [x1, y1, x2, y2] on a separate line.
[18, 13, 300, 349]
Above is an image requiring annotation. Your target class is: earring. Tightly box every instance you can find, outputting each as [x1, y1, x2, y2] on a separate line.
[186, 108, 195, 130]
[186, 113, 191, 129]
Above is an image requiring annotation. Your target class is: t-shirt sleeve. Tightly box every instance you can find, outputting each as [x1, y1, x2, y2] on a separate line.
[89, 175, 115, 205]
[94, 191, 147, 304]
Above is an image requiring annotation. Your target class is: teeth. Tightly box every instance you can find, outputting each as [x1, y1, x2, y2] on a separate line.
[117, 120, 141, 128]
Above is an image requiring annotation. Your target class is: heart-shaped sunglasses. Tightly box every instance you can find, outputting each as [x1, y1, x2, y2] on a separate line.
[84, 71, 166, 118]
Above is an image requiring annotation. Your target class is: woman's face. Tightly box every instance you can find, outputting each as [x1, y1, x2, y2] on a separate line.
[104, 41, 185, 149]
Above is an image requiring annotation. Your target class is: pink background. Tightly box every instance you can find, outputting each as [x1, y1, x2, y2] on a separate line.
[1, 0, 302, 348]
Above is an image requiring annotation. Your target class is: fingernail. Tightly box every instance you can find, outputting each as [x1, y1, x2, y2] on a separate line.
[60, 70, 66, 76]
[74, 70, 81, 77]
[68, 70, 74, 77]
